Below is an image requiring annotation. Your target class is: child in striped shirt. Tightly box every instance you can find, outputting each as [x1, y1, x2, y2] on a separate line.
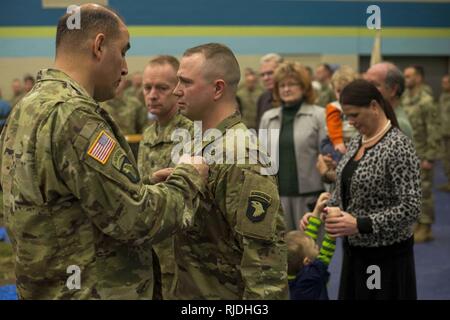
[287, 193, 336, 300]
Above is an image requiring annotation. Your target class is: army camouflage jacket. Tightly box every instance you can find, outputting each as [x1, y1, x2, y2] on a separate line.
[172, 112, 288, 300]
[440, 92, 450, 137]
[138, 112, 193, 183]
[402, 89, 440, 161]
[100, 95, 148, 135]
[0, 69, 205, 299]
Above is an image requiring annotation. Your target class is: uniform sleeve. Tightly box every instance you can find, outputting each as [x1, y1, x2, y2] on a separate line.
[136, 103, 149, 135]
[424, 100, 441, 161]
[53, 110, 205, 245]
[223, 165, 288, 300]
[360, 138, 421, 235]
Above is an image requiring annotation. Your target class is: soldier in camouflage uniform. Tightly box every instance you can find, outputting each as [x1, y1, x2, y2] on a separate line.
[124, 72, 145, 105]
[0, 5, 208, 299]
[101, 78, 148, 135]
[438, 74, 450, 192]
[314, 63, 336, 108]
[138, 55, 193, 299]
[403, 65, 441, 243]
[171, 43, 288, 299]
[236, 68, 263, 130]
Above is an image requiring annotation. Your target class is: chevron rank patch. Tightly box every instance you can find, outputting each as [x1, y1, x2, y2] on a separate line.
[87, 130, 116, 164]
[246, 191, 271, 223]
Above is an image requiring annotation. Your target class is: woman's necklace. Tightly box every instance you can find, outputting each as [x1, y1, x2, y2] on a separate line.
[361, 119, 391, 145]
[355, 120, 392, 160]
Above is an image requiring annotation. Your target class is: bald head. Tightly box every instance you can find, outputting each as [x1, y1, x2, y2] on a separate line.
[55, 4, 124, 56]
[365, 62, 404, 104]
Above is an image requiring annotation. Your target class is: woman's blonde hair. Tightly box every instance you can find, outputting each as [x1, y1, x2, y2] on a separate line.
[273, 61, 316, 105]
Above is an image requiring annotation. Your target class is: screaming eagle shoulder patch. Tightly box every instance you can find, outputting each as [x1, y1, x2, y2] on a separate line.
[87, 130, 116, 164]
[246, 191, 272, 223]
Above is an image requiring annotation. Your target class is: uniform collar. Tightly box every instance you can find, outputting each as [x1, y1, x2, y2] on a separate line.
[36, 68, 94, 102]
[202, 111, 242, 150]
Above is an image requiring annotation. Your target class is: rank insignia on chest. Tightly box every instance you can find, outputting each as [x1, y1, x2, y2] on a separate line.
[246, 191, 271, 223]
[87, 130, 116, 164]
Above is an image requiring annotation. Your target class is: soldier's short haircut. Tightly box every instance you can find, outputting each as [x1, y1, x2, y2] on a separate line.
[23, 74, 35, 84]
[384, 62, 405, 98]
[409, 65, 425, 79]
[148, 55, 180, 72]
[55, 5, 124, 55]
[319, 63, 334, 76]
[183, 43, 241, 92]
[260, 53, 284, 65]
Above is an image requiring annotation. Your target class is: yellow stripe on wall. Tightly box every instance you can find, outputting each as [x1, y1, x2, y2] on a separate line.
[1, 26, 450, 38]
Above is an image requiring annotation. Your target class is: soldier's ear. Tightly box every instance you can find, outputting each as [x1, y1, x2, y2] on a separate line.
[92, 33, 106, 60]
[213, 79, 225, 101]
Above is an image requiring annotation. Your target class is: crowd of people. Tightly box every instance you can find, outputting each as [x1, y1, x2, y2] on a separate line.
[0, 3, 449, 300]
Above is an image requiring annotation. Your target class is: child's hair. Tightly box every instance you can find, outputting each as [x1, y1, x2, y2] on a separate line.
[286, 230, 319, 276]
[331, 65, 358, 93]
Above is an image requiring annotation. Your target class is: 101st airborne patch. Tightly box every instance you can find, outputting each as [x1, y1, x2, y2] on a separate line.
[246, 191, 272, 223]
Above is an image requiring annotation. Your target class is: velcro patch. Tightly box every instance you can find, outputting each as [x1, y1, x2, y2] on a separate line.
[87, 130, 116, 164]
[246, 191, 271, 223]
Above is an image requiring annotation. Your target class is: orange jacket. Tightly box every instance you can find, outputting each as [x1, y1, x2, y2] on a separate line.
[326, 102, 343, 146]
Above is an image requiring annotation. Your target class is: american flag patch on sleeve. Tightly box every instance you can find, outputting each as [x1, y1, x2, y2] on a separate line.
[87, 130, 116, 164]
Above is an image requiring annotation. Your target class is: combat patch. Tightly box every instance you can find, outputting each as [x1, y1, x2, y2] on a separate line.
[111, 148, 140, 183]
[246, 191, 271, 223]
[87, 130, 116, 164]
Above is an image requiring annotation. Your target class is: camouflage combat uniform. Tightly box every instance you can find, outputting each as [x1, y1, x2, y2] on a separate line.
[402, 89, 440, 225]
[237, 85, 264, 130]
[172, 112, 288, 300]
[137, 112, 193, 299]
[315, 83, 336, 108]
[0, 69, 205, 299]
[439, 91, 450, 183]
[100, 95, 148, 135]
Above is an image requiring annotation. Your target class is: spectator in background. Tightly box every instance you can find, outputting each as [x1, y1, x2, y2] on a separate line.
[100, 77, 148, 135]
[365, 62, 414, 140]
[260, 62, 326, 231]
[403, 65, 440, 243]
[0, 88, 12, 132]
[314, 63, 336, 108]
[237, 67, 263, 130]
[438, 74, 450, 192]
[23, 74, 35, 93]
[9, 78, 24, 107]
[124, 71, 145, 104]
[256, 53, 283, 127]
[323, 65, 358, 158]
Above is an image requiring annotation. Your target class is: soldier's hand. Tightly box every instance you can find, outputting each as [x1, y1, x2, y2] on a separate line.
[151, 168, 174, 183]
[178, 155, 209, 182]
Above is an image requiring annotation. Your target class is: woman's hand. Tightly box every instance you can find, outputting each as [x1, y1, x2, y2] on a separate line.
[325, 211, 358, 238]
